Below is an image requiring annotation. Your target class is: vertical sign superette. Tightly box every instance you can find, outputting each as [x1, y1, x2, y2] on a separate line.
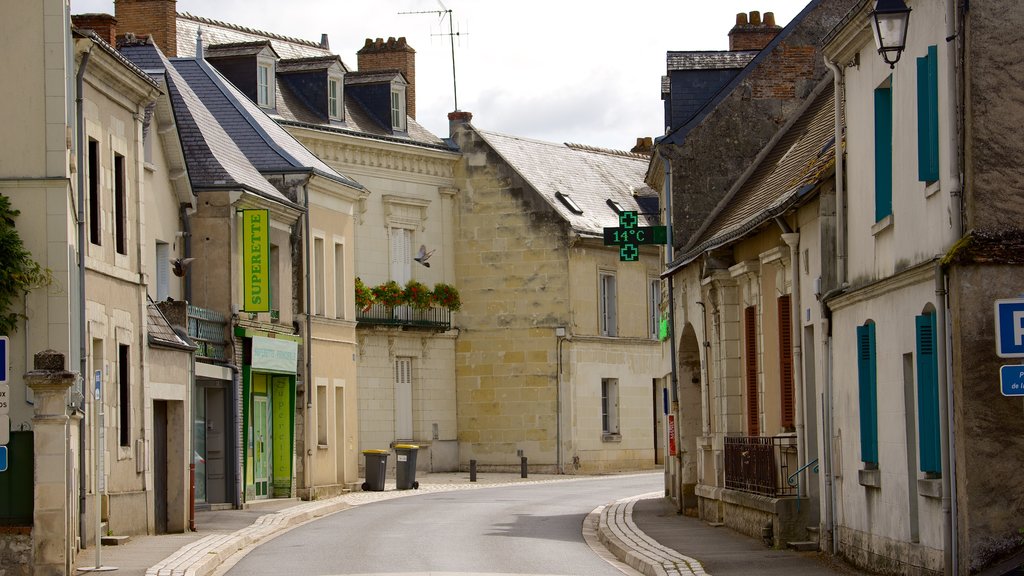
[242, 209, 270, 312]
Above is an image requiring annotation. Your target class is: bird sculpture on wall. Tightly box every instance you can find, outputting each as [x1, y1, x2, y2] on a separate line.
[414, 244, 435, 267]
[171, 257, 195, 277]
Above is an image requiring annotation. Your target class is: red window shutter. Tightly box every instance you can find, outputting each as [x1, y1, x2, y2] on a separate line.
[745, 305, 759, 434]
[778, 295, 795, 430]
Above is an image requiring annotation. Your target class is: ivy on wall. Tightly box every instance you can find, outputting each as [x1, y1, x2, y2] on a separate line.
[0, 194, 52, 334]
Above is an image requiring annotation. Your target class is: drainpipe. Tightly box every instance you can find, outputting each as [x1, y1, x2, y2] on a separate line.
[696, 301, 710, 437]
[75, 46, 92, 550]
[181, 205, 192, 302]
[303, 183, 314, 497]
[942, 1, 963, 572]
[556, 330, 568, 474]
[824, 59, 846, 287]
[780, 228, 805, 499]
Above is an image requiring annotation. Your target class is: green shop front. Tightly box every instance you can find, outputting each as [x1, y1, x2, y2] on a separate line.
[239, 333, 298, 500]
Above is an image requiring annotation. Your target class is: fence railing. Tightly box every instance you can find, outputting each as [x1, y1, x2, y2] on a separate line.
[356, 304, 451, 330]
[724, 435, 799, 497]
[187, 304, 229, 362]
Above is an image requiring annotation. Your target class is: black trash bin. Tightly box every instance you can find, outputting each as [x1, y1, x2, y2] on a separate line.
[394, 444, 420, 490]
[361, 449, 389, 491]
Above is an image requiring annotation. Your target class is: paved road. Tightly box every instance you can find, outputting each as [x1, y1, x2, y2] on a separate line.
[224, 473, 663, 576]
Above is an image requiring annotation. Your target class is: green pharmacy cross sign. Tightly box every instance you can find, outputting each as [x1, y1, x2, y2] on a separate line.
[603, 211, 668, 261]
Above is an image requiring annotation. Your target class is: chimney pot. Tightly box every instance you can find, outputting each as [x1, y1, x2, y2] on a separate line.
[320, 33, 329, 49]
[749, 11, 761, 26]
[736, 13, 749, 26]
[764, 12, 776, 27]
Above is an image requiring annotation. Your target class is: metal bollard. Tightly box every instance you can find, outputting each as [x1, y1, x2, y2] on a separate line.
[470, 459, 477, 482]
[521, 456, 528, 478]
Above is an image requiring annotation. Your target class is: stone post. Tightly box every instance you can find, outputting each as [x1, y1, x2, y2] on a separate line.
[25, 350, 76, 576]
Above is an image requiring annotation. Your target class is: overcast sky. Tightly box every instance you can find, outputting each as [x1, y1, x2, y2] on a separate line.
[71, 0, 811, 150]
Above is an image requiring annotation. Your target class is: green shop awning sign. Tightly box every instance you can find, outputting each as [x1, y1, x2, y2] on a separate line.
[251, 336, 298, 373]
[242, 209, 270, 312]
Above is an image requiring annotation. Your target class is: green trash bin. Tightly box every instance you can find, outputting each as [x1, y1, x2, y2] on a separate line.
[361, 449, 389, 491]
[394, 444, 420, 490]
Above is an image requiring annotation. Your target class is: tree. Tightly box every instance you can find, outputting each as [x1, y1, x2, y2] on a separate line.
[0, 194, 52, 334]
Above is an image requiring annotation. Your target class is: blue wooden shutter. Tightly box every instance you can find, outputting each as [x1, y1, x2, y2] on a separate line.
[874, 83, 893, 221]
[916, 313, 941, 473]
[917, 46, 939, 183]
[857, 323, 878, 464]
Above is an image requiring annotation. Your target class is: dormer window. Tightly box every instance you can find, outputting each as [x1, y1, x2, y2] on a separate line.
[256, 58, 276, 108]
[390, 87, 406, 131]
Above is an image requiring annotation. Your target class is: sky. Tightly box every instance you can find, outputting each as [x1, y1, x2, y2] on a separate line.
[70, 0, 812, 151]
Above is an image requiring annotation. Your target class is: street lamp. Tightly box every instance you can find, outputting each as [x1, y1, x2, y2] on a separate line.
[870, 0, 912, 68]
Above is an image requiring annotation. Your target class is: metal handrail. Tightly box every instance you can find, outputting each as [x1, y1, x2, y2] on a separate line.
[787, 458, 820, 487]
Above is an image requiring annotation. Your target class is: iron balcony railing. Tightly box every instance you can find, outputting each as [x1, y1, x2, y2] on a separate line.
[356, 304, 451, 330]
[187, 304, 229, 362]
[724, 435, 799, 498]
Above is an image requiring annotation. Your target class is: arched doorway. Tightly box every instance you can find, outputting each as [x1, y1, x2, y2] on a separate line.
[678, 322, 702, 515]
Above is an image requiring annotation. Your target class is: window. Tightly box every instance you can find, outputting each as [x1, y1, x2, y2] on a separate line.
[155, 242, 170, 301]
[334, 242, 345, 319]
[874, 79, 893, 222]
[916, 312, 941, 474]
[394, 357, 413, 440]
[390, 89, 405, 130]
[601, 378, 619, 435]
[917, 46, 939, 184]
[390, 228, 411, 286]
[328, 77, 341, 120]
[599, 272, 617, 337]
[257, 63, 272, 107]
[118, 344, 130, 447]
[114, 153, 127, 255]
[314, 237, 325, 316]
[648, 278, 661, 339]
[744, 305, 759, 434]
[555, 191, 584, 214]
[317, 383, 328, 446]
[88, 138, 101, 246]
[857, 322, 879, 466]
[778, 295, 795, 430]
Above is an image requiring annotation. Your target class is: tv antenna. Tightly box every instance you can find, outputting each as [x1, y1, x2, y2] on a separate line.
[399, 0, 466, 111]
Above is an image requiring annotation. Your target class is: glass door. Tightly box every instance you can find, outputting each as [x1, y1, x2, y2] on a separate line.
[254, 395, 269, 498]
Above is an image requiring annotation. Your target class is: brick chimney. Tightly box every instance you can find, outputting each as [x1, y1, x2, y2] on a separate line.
[631, 137, 654, 156]
[728, 11, 781, 52]
[357, 37, 416, 120]
[447, 110, 472, 137]
[114, 0, 177, 57]
[72, 13, 118, 46]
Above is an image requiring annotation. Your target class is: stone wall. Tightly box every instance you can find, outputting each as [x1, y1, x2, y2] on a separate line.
[0, 530, 31, 576]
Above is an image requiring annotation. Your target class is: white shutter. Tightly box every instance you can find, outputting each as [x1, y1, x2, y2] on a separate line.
[156, 242, 169, 301]
[394, 357, 413, 440]
[390, 228, 411, 285]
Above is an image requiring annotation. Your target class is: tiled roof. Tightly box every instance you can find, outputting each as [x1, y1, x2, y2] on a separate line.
[120, 42, 290, 201]
[346, 70, 403, 85]
[176, 12, 448, 150]
[677, 80, 836, 262]
[205, 41, 276, 59]
[666, 50, 758, 71]
[147, 301, 195, 350]
[476, 130, 659, 237]
[277, 56, 342, 74]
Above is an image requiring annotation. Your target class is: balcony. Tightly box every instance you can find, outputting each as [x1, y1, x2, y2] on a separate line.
[187, 304, 229, 362]
[724, 435, 798, 498]
[356, 304, 451, 330]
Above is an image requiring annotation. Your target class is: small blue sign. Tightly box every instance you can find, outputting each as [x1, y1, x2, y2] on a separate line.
[995, 299, 1024, 358]
[1001, 365, 1024, 396]
[0, 446, 7, 473]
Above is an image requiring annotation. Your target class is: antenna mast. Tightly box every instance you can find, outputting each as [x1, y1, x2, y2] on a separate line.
[399, 1, 464, 111]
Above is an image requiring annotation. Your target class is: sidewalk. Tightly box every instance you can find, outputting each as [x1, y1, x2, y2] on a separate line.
[72, 472, 868, 576]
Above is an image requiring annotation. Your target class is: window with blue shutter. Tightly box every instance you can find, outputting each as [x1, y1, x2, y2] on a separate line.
[875, 81, 893, 222]
[857, 322, 879, 465]
[916, 312, 941, 474]
[917, 46, 939, 183]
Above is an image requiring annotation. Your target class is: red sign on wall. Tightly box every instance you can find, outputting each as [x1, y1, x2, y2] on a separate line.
[668, 414, 677, 456]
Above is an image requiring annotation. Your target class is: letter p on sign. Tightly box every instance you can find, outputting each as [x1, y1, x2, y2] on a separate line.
[995, 299, 1024, 358]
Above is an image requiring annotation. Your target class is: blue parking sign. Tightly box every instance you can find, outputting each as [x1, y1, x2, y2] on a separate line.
[0, 446, 7, 473]
[995, 299, 1024, 358]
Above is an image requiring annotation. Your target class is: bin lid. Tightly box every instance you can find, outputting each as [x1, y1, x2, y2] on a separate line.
[394, 444, 419, 450]
[362, 449, 390, 454]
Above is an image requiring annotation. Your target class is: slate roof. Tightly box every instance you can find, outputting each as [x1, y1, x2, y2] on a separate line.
[346, 70, 404, 85]
[666, 50, 758, 71]
[475, 130, 659, 237]
[276, 56, 342, 74]
[147, 300, 196, 351]
[121, 42, 306, 203]
[175, 13, 449, 150]
[205, 41, 277, 59]
[671, 79, 836, 269]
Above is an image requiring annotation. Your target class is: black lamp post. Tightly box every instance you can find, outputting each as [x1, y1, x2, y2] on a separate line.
[870, 0, 912, 68]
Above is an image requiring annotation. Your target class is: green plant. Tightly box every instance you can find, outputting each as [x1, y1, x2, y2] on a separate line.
[431, 282, 461, 311]
[0, 194, 52, 334]
[354, 277, 373, 311]
[370, 280, 404, 308]
[404, 279, 433, 310]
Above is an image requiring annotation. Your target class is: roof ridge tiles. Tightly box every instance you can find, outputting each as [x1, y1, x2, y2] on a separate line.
[564, 142, 648, 159]
[178, 12, 324, 48]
